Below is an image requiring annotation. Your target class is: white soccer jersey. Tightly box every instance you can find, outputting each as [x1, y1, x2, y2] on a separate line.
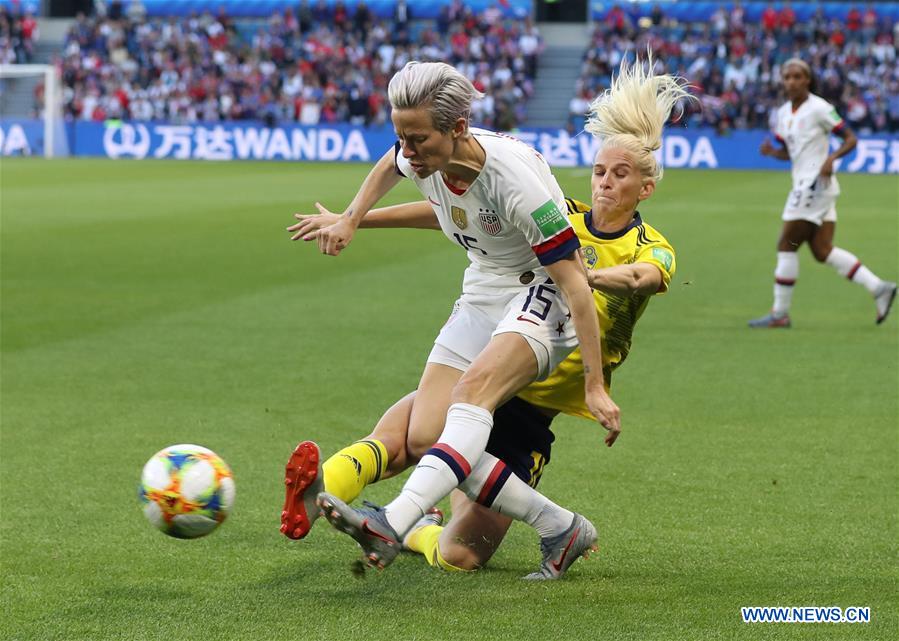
[394, 128, 580, 274]
[773, 93, 845, 191]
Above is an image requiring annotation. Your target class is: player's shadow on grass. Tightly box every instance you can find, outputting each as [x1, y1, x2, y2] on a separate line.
[252, 554, 533, 593]
[252, 563, 320, 589]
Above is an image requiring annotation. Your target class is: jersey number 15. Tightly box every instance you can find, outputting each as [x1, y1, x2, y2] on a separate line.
[453, 232, 487, 255]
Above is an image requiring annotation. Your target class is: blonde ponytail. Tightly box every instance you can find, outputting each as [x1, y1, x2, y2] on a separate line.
[585, 54, 693, 181]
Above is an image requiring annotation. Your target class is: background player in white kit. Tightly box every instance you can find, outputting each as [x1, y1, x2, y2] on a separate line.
[749, 58, 896, 328]
[291, 61, 618, 577]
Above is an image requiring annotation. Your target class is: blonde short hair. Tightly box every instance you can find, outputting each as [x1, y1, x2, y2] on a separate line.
[782, 57, 812, 78]
[585, 54, 693, 181]
[388, 61, 484, 133]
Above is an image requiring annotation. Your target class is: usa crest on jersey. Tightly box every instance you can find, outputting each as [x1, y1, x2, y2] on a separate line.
[478, 211, 503, 236]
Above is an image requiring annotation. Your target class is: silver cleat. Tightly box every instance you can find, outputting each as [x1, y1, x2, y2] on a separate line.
[875, 282, 897, 325]
[402, 507, 445, 550]
[317, 493, 401, 571]
[524, 513, 598, 580]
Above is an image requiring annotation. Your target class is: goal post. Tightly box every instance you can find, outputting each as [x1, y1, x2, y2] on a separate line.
[0, 63, 68, 157]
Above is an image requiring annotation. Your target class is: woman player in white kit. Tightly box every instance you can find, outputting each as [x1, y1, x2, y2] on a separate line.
[290, 62, 618, 577]
[749, 58, 896, 328]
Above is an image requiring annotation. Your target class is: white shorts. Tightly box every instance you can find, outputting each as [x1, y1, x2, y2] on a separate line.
[427, 266, 578, 381]
[781, 179, 838, 225]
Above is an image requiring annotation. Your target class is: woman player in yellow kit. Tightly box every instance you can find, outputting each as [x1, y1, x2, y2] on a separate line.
[282, 57, 686, 572]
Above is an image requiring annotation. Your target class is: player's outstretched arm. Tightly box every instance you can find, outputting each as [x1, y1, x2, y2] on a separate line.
[296, 146, 403, 256]
[288, 201, 440, 240]
[544, 254, 621, 445]
[588, 263, 663, 296]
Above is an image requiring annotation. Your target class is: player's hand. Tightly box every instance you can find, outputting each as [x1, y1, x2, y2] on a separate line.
[287, 203, 341, 241]
[759, 138, 775, 157]
[819, 157, 835, 179]
[316, 215, 356, 256]
[586, 386, 621, 447]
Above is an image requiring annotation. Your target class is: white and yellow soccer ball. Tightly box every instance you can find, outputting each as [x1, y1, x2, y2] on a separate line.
[139, 444, 235, 539]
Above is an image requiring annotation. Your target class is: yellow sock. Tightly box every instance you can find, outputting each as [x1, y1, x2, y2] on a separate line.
[321, 439, 388, 503]
[405, 525, 471, 572]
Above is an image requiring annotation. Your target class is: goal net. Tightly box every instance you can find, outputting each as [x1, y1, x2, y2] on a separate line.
[0, 63, 68, 157]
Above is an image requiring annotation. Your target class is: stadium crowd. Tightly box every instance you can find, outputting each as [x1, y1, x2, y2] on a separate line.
[575, 3, 899, 133]
[25, 1, 542, 129]
[0, 4, 39, 64]
[4, 1, 898, 133]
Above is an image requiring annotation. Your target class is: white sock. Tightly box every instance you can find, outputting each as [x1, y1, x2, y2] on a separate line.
[826, 247, 883, 295]
[460, 452, 574, 538]
[773, 251, 799, 317]
[384, 403, 492, 535]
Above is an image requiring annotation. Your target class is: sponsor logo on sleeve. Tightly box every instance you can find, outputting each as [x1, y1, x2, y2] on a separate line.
[652, 247, 674, 272]
[530, 200, 568, 239]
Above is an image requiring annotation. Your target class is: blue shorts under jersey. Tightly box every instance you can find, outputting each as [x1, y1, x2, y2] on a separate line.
[486, 396, 555, 489]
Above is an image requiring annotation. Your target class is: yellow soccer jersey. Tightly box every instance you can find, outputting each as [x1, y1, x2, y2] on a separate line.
[517, 198, 676, 420]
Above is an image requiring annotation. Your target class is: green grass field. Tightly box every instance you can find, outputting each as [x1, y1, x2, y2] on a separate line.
[1, 158, 897, 641]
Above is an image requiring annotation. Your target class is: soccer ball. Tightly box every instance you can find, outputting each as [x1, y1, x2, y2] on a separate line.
[139, 444, 235, 539]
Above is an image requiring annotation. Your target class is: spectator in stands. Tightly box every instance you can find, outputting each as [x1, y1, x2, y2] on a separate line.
[845, 89, 869, 130]
[312, 0, 330, 25]
[107, 1, 124, 21]
[861, 3, 879, 41]
[50, 2, 540, 130]
[297, 1, 313, 35]
[436, 4, 451, 36]
[887, 80, 899, 132]
[126, 1, 147, 23]
[519, 18, 542, 79]
[606, 4, 627, 36]
[332, 1, 349, 32]
[846, 4, 862, 33]
[0, 4, 37, 64]
[393, 0, 411, 37]
[711, 5, 728, 34]
[25, 1, 897, 135]
[1, 41, 15, 65]
[483, 4, 502, 27]
[731, 0, 746, 30]
[353, 1, 372, 40]
[578, 2, 896, 134]
[724, 56, 749, 91]
[568, 86, 592, 128]
[778, 1, 796, 30]
[19, 7, 37, 62]
[761, 3, 778, 32]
